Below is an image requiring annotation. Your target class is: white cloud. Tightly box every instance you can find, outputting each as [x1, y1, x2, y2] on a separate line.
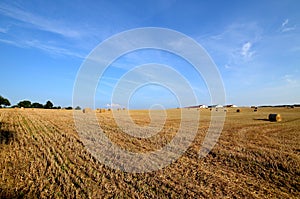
[241, 42, 251, 56]
[224, 64, 231, 69]
[282, 19, 289, 27]
[200, 22, 261, 69]
[282, 74, 297, 85]
[23, 40, 85, 58]
[282, 26, 296, 32]
[0, 38, 85, 58]
[0, 3, 96, 57]
[0, 27, 8, 33]
[281, 18, 296, 32]
[106, 103, 121, 108]
[0, 38, 22, 47]
[241, 42, 254, 58]
[0, 2, 83, 39]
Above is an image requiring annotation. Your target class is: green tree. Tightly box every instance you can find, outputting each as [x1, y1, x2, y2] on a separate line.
[17, 100, 31, 108]
[0, 96, 11, 107]
[31, 102, 44, 108]
[75, 106, 81, 110]
[44, 101, 53, 109]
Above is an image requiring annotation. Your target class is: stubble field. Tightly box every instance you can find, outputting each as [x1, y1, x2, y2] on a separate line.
[0, 107, 299, 198]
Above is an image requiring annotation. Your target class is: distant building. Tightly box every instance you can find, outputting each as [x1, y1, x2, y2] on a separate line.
[226, 104, 237, 108]
[208, 104, 223, 108]
[185, 104, 208, 109]
[199, 105, 208, 108]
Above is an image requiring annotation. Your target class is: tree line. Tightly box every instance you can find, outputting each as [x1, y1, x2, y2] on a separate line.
[0, 95, 10, 107]
[0, 95, 75, 110]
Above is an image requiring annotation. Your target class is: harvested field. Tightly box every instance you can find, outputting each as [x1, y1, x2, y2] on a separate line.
[0, 107, 299, 198]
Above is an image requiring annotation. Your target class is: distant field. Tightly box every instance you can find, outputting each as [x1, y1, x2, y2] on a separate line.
[0, 107, 299, 198]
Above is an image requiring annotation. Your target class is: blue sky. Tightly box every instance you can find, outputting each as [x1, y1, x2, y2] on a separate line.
[0, 0, 299, 108]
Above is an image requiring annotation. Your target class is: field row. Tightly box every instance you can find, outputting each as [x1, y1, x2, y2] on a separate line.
[0, 108, 299, 198]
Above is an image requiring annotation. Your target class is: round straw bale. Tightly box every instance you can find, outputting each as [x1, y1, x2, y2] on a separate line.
[268, 114, 281, 122]
[83, 108, 92, 113]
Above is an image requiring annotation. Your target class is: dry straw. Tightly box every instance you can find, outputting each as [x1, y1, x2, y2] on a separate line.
[83, 108, 92, 113]
[97, 109, 106, 113]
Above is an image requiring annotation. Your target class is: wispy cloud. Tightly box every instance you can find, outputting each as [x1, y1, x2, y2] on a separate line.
[281, 18, 296, 32]
[282, 74, 298, 85]
[241, 42, 254, 58]
[282, 19, 289, 27]
[0, 26, 8, 33]
[0, 2, 93, 58]
[282, 27, 296, 32]
[224, 64, 232, 69]
[0, 38, 85, 58]
[25, 40, 85, 58]
[200, 22, 261, 70]
[0, 2, 82, 39]
[0, 38, 24, 48]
